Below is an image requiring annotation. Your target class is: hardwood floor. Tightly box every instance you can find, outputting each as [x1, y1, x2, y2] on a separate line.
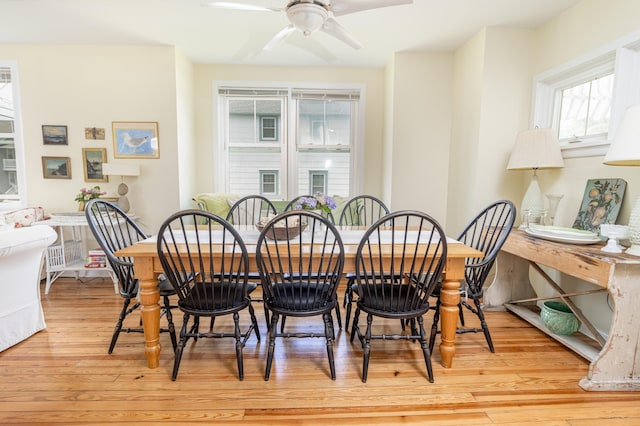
[2, 277, 640, 425]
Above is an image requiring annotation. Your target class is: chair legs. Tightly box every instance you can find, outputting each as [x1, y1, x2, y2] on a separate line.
[352, 309, 433, 383]
[265, 311, 336, 381]
[429, 294, 494, 353]
[108, 297, 139, 354]
[173, 307, 260, 381]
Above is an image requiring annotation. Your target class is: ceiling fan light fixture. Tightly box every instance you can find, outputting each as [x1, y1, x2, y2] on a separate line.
[287, 3, 328, 36]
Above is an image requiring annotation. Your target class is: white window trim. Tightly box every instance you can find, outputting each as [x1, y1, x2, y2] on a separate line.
[532, 30, 640, 159]
[0, 61, 26, 210]
[259, 169, 279, 195]
[260, 116, 278, 141]
[213, 80, 365, 196]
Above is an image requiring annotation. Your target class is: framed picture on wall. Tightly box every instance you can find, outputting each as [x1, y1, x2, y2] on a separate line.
[84, 127, 105, 140]
[82, 147, 108, 182]
[41, 156, 71, 179]
[42, 125, 68, 145]
[112, 121, 159, 159]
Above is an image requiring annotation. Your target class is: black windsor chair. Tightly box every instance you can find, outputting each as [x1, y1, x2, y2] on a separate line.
[338, 195, 390, 329]
[84, 199, 177, 354]
[226, 194, 278, 226]
[256, 210, 345, 380]
[156, 209, 260, 381]
[428, 200, 516, 353]
[350, 210, 448, 383]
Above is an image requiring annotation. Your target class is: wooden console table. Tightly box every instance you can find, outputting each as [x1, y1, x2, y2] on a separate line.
[484, 228, 640, 391]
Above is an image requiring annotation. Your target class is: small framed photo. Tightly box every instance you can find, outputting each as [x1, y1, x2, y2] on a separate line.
[42, 125, 68, 145]
[112, 121, 159, 159]
[42, 156, 71, 179]
[82, 148, 108, 182]
[84, 127, 105, 140]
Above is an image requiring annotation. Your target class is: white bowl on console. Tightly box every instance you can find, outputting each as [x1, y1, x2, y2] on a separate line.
[600, 224, 629, 253]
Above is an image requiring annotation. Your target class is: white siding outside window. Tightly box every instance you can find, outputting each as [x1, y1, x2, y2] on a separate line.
[216, 84, 364, 200]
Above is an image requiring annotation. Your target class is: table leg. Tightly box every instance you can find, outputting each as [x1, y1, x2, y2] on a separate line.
[439, 276, 459, 368]
[137, 257, 161, 369]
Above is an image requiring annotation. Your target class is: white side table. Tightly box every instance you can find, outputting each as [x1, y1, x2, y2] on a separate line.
[32, 213, 118, 294]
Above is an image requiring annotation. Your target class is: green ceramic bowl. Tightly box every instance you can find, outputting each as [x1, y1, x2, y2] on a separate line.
[540, 301, 580, 335]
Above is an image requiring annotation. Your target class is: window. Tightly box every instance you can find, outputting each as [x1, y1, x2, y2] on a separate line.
[309, 170, 328, 195]
[260, 170, 278, 195]
[216, 84, 363, 199]
[533, 31, 640, 158]
[0, 63, 25, 209]
[260, 116, 277, 141]
[557, 72, 614, 141]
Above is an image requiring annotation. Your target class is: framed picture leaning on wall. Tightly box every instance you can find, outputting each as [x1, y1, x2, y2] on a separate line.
[112, 121, 159, 159]
[82, 147, 107, 182]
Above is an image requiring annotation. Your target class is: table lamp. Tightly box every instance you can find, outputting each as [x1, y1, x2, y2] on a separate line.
[603, 104, 640, 255]
[507, 128, 565, 224]
[101, 163, 140, 213]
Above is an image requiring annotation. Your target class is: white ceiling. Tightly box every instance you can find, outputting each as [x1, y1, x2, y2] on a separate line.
[0, 0, 580, 67]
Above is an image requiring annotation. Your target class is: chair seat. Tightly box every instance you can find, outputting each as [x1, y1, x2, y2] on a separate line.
[267, 282, 333, 311]
[179, 281, 256, 313]
[354, 283, 429, 316]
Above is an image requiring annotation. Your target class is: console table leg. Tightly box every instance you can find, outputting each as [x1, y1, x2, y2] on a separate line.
[580, 264, 640, 391]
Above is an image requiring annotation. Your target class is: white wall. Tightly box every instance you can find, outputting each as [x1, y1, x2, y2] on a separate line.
[174, 49, 197, 213]
[0, 44, 182, 233]
[387, 52, 453, 225]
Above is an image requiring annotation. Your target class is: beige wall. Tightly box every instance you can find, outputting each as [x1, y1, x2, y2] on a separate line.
[386, 52, 453, 225]
[192, 64, 386, 201]
[447, 27, 534, 233]
[0, 44, 181, 233]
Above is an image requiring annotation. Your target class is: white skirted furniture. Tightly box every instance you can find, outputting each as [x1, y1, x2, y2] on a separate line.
[0, 225, 57, 352]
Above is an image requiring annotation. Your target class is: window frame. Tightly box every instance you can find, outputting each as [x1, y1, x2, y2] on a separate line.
[213, 81, 365, 199]
[259, 169, 279, 196]
[260, 116, 278, 141]
[309, 170, 328, 195]
[532, 30, 640, 159]
[0, 61, 26, 210]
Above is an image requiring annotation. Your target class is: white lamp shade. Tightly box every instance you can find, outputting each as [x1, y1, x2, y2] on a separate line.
[101, 163, 140, 177]
[603, 105, 640, 165]
[507, 128, 565, 170]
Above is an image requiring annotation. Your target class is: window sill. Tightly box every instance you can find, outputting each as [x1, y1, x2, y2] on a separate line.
[560, 140, 611, 159]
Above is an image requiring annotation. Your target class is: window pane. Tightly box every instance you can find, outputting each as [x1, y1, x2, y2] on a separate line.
[558, 80, 590, 140]
[586, 73, 614, 136]
[0, 66, 20, 204]
[298, 100, 351, 146]
[558, 73, 614, 140]
[229, 99, 281, 144]
[309, 171, 327, 194]
[260, 171, 277, 194]
[297, 151, 350, 197]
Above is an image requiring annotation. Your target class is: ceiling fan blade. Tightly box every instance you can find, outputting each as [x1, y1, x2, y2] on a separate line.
[263, 25, 297, 50]
[201, 1, 282, 12]
[320, 18, 362, 49]
[330, 0, 412, 16]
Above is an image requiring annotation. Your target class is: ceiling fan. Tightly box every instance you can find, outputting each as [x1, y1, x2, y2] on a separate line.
[203, 0, 413, 50]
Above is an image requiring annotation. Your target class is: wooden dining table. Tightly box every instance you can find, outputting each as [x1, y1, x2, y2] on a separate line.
[115, 226, 483, 370]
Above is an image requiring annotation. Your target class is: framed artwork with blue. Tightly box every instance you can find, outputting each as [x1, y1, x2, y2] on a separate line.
[42, 125, 68, 145]
[112, 121, 159, 159]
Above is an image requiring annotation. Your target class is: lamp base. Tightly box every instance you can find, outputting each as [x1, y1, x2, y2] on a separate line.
[116, 182, 130, 213]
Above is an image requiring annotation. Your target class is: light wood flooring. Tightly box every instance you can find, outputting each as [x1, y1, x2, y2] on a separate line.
[2, 277, 640, 425]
